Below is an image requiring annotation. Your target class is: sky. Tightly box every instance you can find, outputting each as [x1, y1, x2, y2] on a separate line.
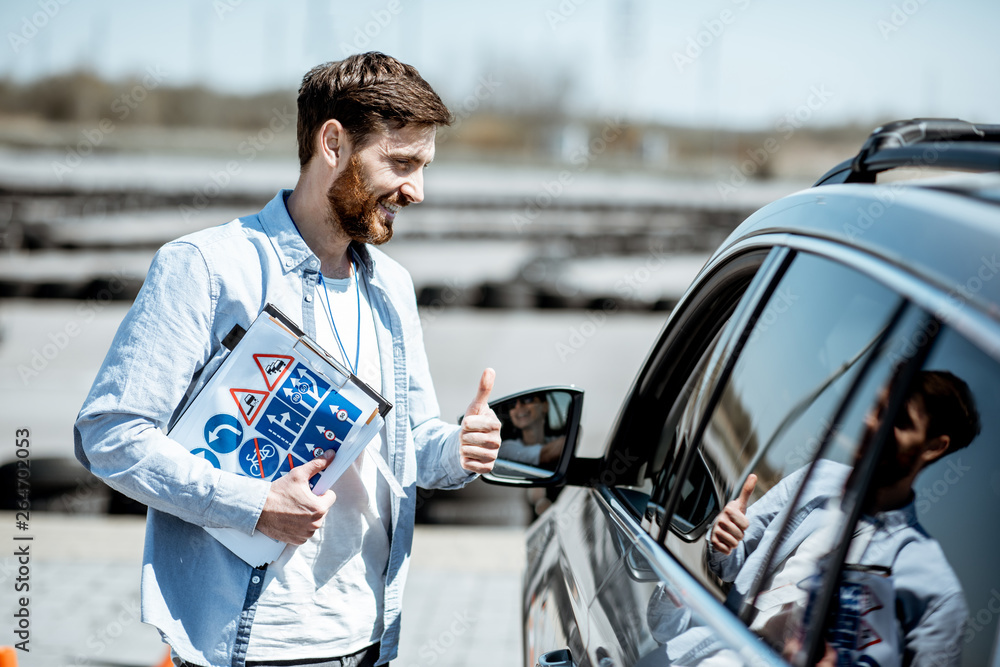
[0, 0, 998, 130]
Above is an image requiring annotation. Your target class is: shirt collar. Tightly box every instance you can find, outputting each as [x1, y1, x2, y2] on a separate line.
[870, 499, 920, 533]
[258, 189, 318, 274]
[259, 189, 378, 278]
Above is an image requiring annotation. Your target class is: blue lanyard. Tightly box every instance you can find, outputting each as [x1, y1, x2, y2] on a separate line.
[319, 262, 361, 376]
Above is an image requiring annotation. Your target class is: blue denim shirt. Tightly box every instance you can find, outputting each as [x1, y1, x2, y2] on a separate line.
[74, 190, 474, 667]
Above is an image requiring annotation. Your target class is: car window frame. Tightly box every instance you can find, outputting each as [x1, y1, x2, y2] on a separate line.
[603, 246, 788, 517]
[603, 230, 1000, 664]
[677, 232, 1000, 665]
[653, 246, 800, 548]
[643, 245, 942, 663]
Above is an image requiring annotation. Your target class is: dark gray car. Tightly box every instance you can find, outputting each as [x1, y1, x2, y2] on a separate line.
[484, 120, 1000, 666]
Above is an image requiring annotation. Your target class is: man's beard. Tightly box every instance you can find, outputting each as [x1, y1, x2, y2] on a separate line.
[871, 435, 918, 488]
[326, 154, 402, 245]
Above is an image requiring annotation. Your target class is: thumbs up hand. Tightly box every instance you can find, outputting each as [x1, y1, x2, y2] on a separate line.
[710, 473, 757, 555]
[459, 368, 502, 474]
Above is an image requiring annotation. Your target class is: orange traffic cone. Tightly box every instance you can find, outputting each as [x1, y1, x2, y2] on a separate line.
[0, 646, 18, 667]
[152, 646, 172, 667]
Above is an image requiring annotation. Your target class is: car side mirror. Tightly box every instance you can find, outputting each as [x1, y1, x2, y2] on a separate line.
[460, 386, 584, 487]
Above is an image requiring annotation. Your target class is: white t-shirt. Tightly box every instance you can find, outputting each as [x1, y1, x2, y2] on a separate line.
[247, 266, 392, 661]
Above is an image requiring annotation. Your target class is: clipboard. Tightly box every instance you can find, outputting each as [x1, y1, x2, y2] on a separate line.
[168, 304, 394, 566]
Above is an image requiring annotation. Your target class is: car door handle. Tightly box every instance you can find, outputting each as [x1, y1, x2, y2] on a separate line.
[537, 648, 576, 667]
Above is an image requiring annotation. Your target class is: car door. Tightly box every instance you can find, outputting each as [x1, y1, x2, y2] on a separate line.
[523, 246, 777, 667]
[588, 244, 1000, 666]
[586, 248, 913, 665]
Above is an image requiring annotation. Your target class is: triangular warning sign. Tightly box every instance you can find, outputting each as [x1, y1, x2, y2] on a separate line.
[230, 388, 269, 424]
[254, 354, 294, 391]
[856, 618, 883, 650]
[859, 585, 884, 616]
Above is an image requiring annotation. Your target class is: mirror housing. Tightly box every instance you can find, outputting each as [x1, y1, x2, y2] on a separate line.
[460, 386, 584, 488]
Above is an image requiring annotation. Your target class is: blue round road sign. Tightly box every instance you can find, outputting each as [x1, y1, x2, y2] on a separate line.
[204, 413, 244, 453]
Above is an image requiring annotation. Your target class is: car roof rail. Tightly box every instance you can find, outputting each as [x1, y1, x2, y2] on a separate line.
[814, 118, 1000, 186]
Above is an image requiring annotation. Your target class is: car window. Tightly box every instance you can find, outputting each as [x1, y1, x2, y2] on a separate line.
[692, 300, 1000, 667]
[642, 253, 906, 643]
[715, 316, 1000, 667]
[609, 249, 775, 514]
[718, 304, 927, 664]
[641, 324, 731, 545]
[822, 324, 1000, 667]
[662, 253, 902, 545]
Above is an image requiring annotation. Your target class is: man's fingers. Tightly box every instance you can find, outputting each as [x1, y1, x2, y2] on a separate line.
[462, 431, 501, 448]
[300, 450, 334, 475]
[713, 519, 743, 551]
[460, 457, 496, 475]
[460, 370, 500, 475]
[464, 368, 495, 418]
[316, 488, 337, 511]
[711, 536, 733, 555]
[461, 441, 500, 460]
[462, 412, 502, 434]
[711, 526, 739, 554]
[736, 473, 757, 513]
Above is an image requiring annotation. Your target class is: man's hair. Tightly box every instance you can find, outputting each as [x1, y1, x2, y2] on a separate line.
[296, 52, 451, 167]
[906, 370, 981, 454]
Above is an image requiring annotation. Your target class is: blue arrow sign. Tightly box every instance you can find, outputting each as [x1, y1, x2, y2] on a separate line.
[204, 413, 243, 453]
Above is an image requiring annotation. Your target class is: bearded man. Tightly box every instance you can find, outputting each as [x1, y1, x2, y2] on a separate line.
[74, 53, 502, 667]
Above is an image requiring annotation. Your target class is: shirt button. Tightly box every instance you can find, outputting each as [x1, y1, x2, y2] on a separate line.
[305, 294, 313, 302]
[284, 259, 293, 268]
[251, 575, 261, 584]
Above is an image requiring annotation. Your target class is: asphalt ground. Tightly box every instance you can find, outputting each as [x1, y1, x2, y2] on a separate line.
[0, 513, 525, 667]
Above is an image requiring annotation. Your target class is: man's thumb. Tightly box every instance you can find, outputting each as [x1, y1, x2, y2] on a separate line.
[303, 450, 335, 476]
[465, 368, 495, 417]
[736, 473, 757, 513]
